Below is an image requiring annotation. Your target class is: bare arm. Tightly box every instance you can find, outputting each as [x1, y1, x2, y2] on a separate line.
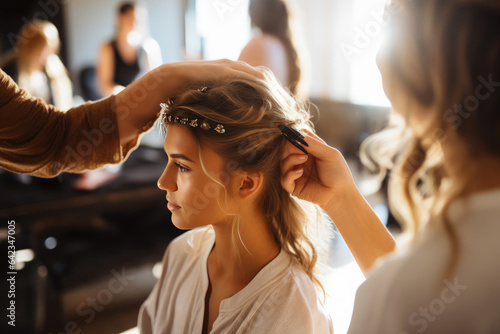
[281, 130, 396, 275]
[97, 43, 122, 96]
[323, 182, 396, 275]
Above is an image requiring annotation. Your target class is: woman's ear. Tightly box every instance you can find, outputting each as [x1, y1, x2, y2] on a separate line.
[237, 171, 265, 199]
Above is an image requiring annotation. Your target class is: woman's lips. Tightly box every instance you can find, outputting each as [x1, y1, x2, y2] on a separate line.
[167, 201, 181, 211]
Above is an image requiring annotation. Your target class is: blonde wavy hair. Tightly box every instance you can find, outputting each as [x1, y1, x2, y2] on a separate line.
[160, 73, 328, 293]
[4, 20, 73, 109]
[361, 0, 500, 276]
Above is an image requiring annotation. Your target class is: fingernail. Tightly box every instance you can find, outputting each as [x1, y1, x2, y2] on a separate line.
[295, 169, 303, 174]
[298, 155, 307, 160]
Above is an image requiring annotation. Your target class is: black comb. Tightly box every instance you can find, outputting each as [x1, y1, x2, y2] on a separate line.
[278, 124, 308, 154]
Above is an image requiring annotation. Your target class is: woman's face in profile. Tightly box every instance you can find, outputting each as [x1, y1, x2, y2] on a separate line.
[157, 125, 233, 230]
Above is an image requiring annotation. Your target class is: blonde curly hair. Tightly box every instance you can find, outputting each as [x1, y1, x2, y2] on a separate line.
[160, 72, 329, 293]
[361, 0, 500, 277]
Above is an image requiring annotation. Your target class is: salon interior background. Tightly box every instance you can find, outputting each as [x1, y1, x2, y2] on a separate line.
[0, 1, 394, 333]
[0, 0, 390, 107]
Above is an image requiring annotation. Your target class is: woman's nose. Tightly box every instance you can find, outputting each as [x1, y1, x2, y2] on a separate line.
[157, 166, 177, 192]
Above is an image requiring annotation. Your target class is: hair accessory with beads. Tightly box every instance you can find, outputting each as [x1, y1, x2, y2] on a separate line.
[159, 103, 226, 134]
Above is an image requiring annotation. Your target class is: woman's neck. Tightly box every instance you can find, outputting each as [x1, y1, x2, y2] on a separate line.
[209, 212, 280, 285]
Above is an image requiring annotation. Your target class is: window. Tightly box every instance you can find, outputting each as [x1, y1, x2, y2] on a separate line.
[296, 0, 391, 106]
[186, 0, 390, 107]
[345, 0, 391, 106]
[185, 0, 251, 60]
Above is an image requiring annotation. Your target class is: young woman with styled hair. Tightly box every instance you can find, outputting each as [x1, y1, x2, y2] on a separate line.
[282, 0, 500, 332]
[138, 73, 334, 333]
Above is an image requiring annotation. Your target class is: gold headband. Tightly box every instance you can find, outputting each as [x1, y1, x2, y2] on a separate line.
[160, 103, 226, 134]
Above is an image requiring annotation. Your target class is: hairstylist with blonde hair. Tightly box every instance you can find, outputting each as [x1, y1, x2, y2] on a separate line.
[282, 0, 500, 332]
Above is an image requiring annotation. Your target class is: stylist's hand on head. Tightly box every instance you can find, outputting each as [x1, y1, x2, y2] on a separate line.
[281, 129, 396, 275]
[280, 129, 355, 212]
[115, 59, 266, 146]
[0, 59, 265, 177]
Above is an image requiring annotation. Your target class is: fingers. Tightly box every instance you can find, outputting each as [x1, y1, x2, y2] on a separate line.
[280, 152, 308, 194]
[281, 153, 308, 175]
[281, 166, 304, 195]
[282, 131, 338, 163]
[301, 129, 327, 145]
[282, 141, 308, 158]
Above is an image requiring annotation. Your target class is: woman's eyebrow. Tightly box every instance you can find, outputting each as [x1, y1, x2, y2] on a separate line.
[169, 153, 195, 163]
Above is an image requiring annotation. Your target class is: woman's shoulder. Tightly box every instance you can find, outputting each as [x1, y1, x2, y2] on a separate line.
[239, 34, 289, 84]
[348, 195, 500, 333]
[243, 34, 286, 55]
[260, 256, 333, 332]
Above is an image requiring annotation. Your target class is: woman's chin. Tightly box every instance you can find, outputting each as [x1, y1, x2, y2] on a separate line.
[170, 216, 202, 230]
[171, 219, 190, 230]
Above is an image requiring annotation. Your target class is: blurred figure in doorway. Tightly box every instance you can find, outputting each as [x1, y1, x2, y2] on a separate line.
[239, 0, 309, 98]
[76, 1, 163, 191]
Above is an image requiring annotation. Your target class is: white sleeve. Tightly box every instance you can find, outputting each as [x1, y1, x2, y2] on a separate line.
[347, 250, 415, 334]
[137, 243, 174, 334]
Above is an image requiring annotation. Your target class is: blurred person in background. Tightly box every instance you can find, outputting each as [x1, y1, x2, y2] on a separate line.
[239, 0, 309, 98]
[77, 1, 163, 190]
[0, 20, 73, 110]
[97, 1, 162, 96]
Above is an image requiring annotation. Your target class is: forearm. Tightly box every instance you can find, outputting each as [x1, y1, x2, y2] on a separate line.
[0, 69, 123, 176]
[115, 64, 182, 145]
[324, 186, 396, 276]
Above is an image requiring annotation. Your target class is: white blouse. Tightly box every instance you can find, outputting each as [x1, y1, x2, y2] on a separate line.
[138, 226, 333, 334]
[348, 188, 500, 333]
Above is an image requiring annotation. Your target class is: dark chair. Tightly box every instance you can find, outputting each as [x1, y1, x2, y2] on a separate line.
[79, 66, 103, 101]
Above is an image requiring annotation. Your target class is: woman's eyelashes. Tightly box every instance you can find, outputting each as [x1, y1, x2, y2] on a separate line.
[175, 162, 190, 173]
